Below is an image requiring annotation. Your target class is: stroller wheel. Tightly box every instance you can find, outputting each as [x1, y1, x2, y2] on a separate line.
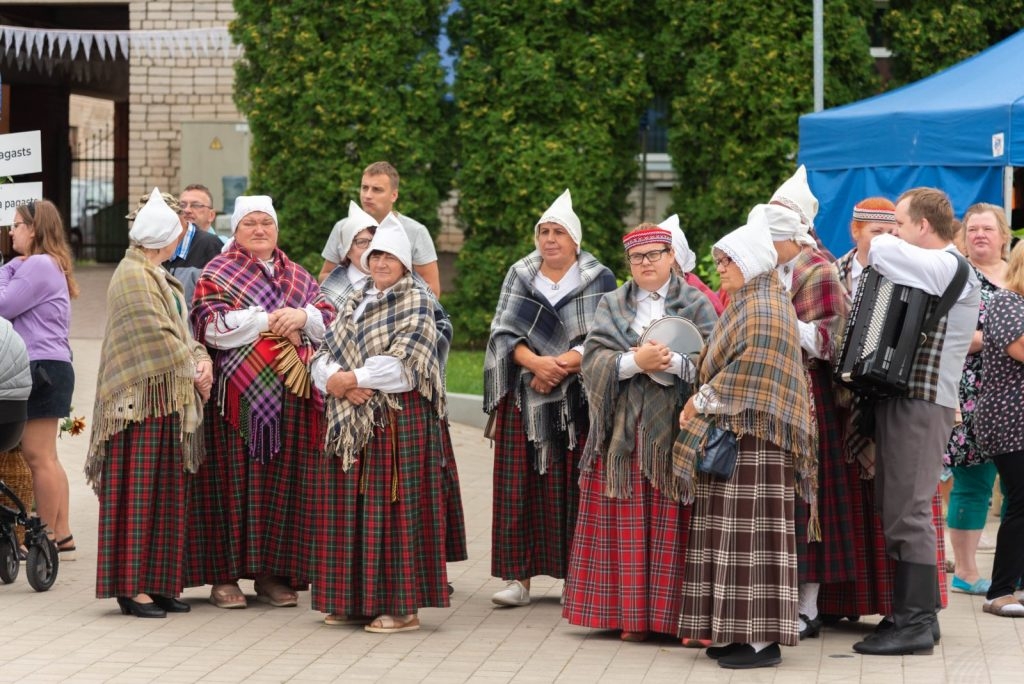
[0, 536, 19, 584]
[26, 537, 58, 591]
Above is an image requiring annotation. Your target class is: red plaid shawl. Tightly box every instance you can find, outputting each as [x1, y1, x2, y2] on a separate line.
[671, 272, 817, 503]
[191, 244, 335, 463]
[790, 249, 848, 362]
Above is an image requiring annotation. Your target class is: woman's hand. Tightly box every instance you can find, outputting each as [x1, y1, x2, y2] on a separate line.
[679, 395, 697, 428]
[344, 388, 374, 405]
[325, 369, 358, 399]
[634, 340, 672, 372]
[555, 349, 583, 374]
[194, 360, 213, 402]
[268, 307, 307, 338]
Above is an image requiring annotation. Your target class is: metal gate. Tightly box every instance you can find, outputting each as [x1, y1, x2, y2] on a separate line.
[70, 123, 126, 261]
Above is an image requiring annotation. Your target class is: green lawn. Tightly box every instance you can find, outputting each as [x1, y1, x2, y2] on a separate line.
[446, 350, 484, 395]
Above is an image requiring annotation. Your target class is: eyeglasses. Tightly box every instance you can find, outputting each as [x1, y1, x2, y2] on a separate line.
[182, 202, 212, 210]
[11, 221, 29, 230]
[626, 248, 670, 265]
[352, 238, 372, 248]
[713, 255, 733, 269]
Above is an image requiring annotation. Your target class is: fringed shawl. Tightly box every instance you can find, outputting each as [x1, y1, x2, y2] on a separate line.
[85, 248, 209, 493]
[483, 250, 615, 473]
[580, 273, 719, 498]
[670, 272, 817, 504]
[790, 248, 848, 362]
[319, 273, 445, 472]
[190, 244, 335, 463]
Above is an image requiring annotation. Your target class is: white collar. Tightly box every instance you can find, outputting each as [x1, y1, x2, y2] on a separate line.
[636, 280, 671, 302]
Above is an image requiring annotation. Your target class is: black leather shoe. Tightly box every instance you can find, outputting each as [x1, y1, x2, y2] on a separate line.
[873, 616, 940, 644]
[151, 595, 191, 613]
[116, 596, 167, 618]
[854, 622, 933, 656]
[718, 643, 782, 669]
[799, 613, 823, 639]
[705, 643, 741, 660]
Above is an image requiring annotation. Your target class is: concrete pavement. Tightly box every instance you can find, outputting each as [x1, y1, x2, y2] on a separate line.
[0, 263, 1020, 683]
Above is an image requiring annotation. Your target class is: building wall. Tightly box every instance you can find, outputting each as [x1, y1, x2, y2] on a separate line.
[128, 1, 240, 203]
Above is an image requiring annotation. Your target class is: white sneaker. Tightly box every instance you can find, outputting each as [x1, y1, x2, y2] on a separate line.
[492, 580, 530, 607]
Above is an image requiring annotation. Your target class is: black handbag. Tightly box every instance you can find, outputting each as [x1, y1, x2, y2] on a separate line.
[698, 426, 738, 479]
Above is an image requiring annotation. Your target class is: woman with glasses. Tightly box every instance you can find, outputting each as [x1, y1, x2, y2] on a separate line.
[484, 189, 616, 608]
[188, 195, 335, 610]
[673, 206, 815, 669]
[0, 199, 79, 561]
[320, 201, 378, 308]
[310, 216, 461, 633]
[563, 224, 717, 642]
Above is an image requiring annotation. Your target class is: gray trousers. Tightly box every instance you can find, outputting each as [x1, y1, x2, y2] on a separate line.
[874, 397, 954, 565]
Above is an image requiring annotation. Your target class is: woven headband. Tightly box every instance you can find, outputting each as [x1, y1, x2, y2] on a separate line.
[852, 207, 896, 224]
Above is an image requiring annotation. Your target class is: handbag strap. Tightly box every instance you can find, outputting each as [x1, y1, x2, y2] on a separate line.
[921, 252, 970, 336]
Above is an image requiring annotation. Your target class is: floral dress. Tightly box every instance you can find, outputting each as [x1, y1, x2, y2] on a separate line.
[945, 267, 998, 468]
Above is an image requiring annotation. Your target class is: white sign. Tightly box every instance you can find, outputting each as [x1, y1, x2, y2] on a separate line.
[993, 132, 1006, 158]
[0, 131, 42, 177]
[0, 182, 43, 226]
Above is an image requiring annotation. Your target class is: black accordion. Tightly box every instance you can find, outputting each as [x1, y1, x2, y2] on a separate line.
[835, 268, 933, 397]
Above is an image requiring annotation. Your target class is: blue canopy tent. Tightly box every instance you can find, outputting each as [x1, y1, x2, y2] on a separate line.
[798, 29, 1024, 255]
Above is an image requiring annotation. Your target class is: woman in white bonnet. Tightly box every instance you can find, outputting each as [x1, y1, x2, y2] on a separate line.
[673, 207, 816, 669]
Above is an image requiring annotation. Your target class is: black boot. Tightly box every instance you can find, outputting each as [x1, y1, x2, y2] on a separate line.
[853, 561, 936, 656]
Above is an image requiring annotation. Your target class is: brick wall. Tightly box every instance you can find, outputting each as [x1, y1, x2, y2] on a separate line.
[128, 1, 239, 200]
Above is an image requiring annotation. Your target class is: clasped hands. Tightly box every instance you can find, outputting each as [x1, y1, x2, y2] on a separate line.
[193, 360, 213, 402]
[325, 369, 374, 405]
[528, 350, 580, 395]
[267, 307, 306, 347]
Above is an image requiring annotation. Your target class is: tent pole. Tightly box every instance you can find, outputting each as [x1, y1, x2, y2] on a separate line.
[1005, 166, 1014, 223]
[813, 0, 823, 112]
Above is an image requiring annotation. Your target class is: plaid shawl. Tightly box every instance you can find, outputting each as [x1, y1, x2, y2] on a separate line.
[484, 250, 616, 473]
[670, 271, 817, 504]
[791, 249, 848, 362]
[190, 244, 335, 463]
[320, 266, 359, 311]
[86, 248, 209, 492]
[318, 272, 445, 472]
[580, 273, 719, 498]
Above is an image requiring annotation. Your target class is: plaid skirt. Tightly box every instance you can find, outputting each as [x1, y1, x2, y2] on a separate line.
[491, 394, 584, 580]
[679, 436, 799, 647]
[796, 363, 857, 583]
[439, 418, 468, 563]
[185, 391, 322, 586]
[311, 391, 453, 617]
[562, 453, 690, 636]
[817, 476, 949, 616]
[96, 414, 187, 598]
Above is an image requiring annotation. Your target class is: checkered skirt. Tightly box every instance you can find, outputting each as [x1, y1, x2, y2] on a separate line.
[491, 394, 584, 580]
[795, 363, 858, 583]
[817, 481, 949, 615]
[562, 453, 690, 635]
[96, 414, 188, 598]
[440, 418, 468, 563]
[184, 392, 322, 586]
[678, 436, 799, 647]
[311, 391, 453, 617]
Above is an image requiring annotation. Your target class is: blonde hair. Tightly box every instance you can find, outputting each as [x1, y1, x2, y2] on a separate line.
[1005, 241, 1024, 296]
[962, 202, 1011, 259]
[15, 200, 80, 299]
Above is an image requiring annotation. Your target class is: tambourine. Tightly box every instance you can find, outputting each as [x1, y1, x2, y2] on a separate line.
[637, 315, 704, 386]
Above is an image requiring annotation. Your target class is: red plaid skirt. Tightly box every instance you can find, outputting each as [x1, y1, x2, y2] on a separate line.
[440, 420, 468, 563]
[796, 364, 858, 583]
[185, 392, 322, 586]
[96, 414, 188, 598]
[311, 392, 453, 617]
[562, 455, 689, 636]
[817, 474, 949, 616]
[679, 437, 799, 646]
[491, 395, 583, 580]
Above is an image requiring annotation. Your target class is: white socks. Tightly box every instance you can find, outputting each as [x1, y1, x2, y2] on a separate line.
[798, 582, 820, 620]
[749, 641, 771, 653]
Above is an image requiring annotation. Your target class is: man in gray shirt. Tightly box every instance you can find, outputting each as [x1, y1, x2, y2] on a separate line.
[319, 161, 440, 296]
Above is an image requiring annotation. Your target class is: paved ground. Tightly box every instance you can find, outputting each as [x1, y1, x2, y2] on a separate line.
[1, 263, 1021, 683]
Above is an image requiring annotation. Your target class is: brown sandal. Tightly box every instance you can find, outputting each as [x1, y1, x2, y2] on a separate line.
[254, 578, 298, 607]
[324, 614, 372, 626]
[982, 595, 1024, 617]
[364, 614, 420, 633]
[209, 583, 247, 609]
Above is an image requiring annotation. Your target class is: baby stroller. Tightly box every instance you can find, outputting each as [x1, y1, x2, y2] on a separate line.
[0, 479, 59, 591]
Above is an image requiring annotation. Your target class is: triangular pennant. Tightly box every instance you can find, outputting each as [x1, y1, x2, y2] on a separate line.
[12, 28, 25, 56]
[80, 33, 94, 59]
[93, 32, 106, 59]
[57, 32, 69, 58]
[116, 32, 128, 59]
[105, 33, 118, 59]
[67, 31, 81, 60]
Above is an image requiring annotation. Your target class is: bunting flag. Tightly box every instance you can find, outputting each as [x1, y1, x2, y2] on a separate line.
[0, 25, 240, 62]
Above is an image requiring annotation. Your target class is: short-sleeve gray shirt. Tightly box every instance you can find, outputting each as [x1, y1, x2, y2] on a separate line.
[321, 211, 437, 266]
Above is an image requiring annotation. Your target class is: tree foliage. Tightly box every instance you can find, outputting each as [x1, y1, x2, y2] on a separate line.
[652, 1, 879, 254]
[231, 0, 452, 274]
[446, 1, 655, 347]
[884, 1, 1024, 84]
